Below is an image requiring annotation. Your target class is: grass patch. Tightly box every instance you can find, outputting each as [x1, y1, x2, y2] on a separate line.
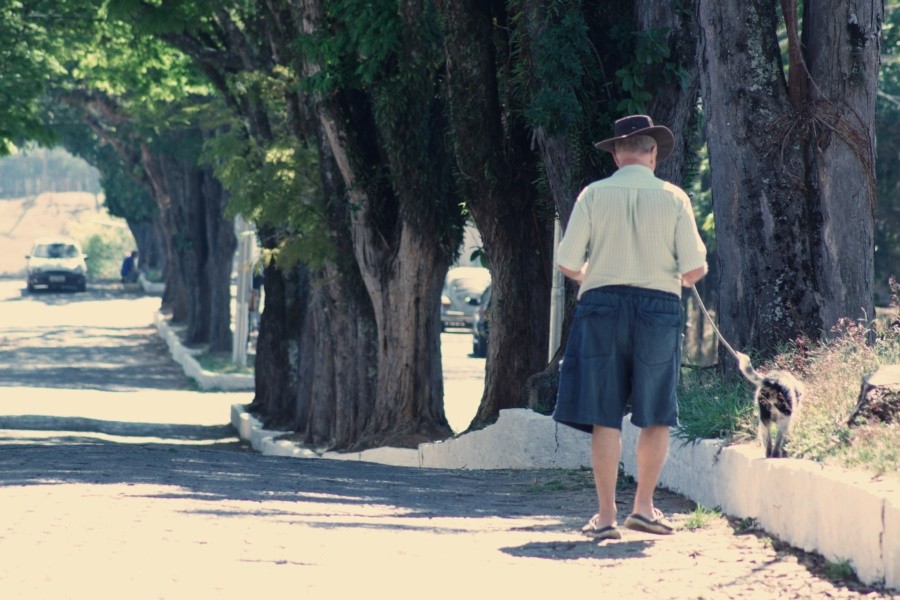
[675, 369, 756, 444]
[823, 559, 855, 581]
[196, 351, 254, 375]
[682, 505, 722, 531]
[675, 301, 900, 476]
[733, 516, 759, 534]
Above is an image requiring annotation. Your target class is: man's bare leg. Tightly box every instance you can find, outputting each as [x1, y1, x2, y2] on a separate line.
[591, 425, 622, 527]
[632, 425, 669, 518]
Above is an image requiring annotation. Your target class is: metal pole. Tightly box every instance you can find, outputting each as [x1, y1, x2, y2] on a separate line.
[232, 228, 253, 367]
[548, 218, 565, 362]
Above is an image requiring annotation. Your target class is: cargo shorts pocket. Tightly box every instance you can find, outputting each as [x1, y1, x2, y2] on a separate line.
[635, 308, 682, 366]
[572, 304, 618, 359]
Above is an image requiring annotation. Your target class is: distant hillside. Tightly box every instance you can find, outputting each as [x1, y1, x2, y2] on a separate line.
[0, 192, 127, 277]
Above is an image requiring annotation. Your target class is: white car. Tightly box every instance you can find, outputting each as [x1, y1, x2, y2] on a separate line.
[25, 237, 88, 293]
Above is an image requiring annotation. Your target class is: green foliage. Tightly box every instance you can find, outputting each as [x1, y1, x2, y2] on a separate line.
[823, 559, 856, 581]
[296, 0, 404, 94]
[689, 142, 716, 251]
[683, 505, 722, 531]
[0, 0, 103, 150]
[196, 351, 253, 375]
[615, 27, 690, 114]
[510, 0, 635, 188]
[675, 368, 756, 444]
[80, 226, 136, 279]
[50, 107, 158, 223]
[518, 6, 593, 135]
[202, 99, 331, 270]
[875, 3, 900, 303]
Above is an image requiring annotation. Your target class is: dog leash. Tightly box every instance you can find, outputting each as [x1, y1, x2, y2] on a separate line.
[690, 285, 741, 362]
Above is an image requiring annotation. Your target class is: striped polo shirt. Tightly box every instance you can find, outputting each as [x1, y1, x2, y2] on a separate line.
[557, 164, 708, 298]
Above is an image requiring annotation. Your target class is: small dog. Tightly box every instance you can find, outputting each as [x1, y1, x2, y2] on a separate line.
[735, 352, 805, 458]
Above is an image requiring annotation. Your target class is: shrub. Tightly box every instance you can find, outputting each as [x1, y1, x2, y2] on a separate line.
[79, 226, 135, 280]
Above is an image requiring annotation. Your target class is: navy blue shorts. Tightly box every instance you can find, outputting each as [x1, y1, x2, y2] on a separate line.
[553, 285, 683, 432]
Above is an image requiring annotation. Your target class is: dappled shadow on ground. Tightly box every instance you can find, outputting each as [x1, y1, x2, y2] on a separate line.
[0, 442, 601, 526]
[8, 281, 146, 305]
[0, 324, 191, 391]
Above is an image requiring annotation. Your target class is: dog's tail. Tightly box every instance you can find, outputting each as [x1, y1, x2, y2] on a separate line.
[735, 351, 765, 386]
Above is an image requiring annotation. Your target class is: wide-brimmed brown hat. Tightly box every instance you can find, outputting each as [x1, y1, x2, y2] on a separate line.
[594, 115, 675, 162]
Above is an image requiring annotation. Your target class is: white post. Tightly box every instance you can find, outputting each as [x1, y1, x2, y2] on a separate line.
[232, 228, 254, 367]
[548, 218, 565, 362]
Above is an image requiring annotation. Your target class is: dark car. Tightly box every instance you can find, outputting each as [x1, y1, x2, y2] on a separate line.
[441, 266, 491, 330]
[25, 237, 88, 293]
[471, 284, 491, 357]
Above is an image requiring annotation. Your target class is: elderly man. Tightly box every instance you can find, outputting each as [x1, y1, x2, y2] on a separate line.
[554, 115, 708, 541]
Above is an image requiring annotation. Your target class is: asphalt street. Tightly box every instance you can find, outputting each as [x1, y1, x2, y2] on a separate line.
[0, 279, 893, 599]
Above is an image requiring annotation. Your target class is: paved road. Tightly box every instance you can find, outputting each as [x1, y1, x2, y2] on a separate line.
[0, 279, 893, 599]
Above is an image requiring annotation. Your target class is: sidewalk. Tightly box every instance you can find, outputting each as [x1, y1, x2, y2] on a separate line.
[155, 311, 899, 591]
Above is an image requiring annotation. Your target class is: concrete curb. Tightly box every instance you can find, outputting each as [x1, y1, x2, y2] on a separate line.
[138, 273, 165, 295]
[153, 311, 254, 391]
[230, 401, 898, 590]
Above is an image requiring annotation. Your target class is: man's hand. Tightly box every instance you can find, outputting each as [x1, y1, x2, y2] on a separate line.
[558, 264, 585, 284]
[681, 265, 707, 288]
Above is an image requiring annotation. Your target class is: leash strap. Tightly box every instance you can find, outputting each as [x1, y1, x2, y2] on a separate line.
[690, 285, 740, 361]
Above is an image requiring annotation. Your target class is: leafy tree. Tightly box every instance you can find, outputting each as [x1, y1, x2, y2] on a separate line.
[53, 8, 236, 350]
[0, 0, 103, 152]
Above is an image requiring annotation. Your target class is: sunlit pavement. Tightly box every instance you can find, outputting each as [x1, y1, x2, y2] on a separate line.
[0, 278, 890, 599]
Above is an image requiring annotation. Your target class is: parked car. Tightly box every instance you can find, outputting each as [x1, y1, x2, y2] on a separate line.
[25, 237, 88, 293]
[441, 266, 490, 330]
[471, 284, 491, 357]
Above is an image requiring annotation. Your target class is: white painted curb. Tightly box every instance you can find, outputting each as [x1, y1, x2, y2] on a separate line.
[138, 273, 165, 294]
[230, 402, 898, 590]
[153, 311, 254, 391]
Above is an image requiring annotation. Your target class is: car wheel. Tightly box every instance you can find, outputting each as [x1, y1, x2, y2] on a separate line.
[77, 281, 87, 293]
[26, 282, 34, 294]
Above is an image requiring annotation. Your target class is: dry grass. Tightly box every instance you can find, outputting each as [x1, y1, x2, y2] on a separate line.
[752, 310, 900, 476]
[679, 284, 900, 477]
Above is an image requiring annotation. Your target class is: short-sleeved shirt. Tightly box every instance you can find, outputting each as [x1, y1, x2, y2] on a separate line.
[556, 164, 707, 298]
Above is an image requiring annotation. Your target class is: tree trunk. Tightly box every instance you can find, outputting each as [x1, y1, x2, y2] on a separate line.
[438, 1, 589, 430]
[127, 217, 165, 274]
[296, 0, 459, 449]
[637, 0, 702, 189]
[697, 0, 879, 358]
[139, 135, 235, 350]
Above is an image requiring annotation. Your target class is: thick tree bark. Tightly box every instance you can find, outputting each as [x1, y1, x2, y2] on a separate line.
[698, 0, 879, 357]
[127, 217, 165, 274]
[637, 0, 702, 188]
[296, 0, 458, 449]
[250, 254, 308, 429]
[436, 0, 553, 430]
[139, 135, 235, 351]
